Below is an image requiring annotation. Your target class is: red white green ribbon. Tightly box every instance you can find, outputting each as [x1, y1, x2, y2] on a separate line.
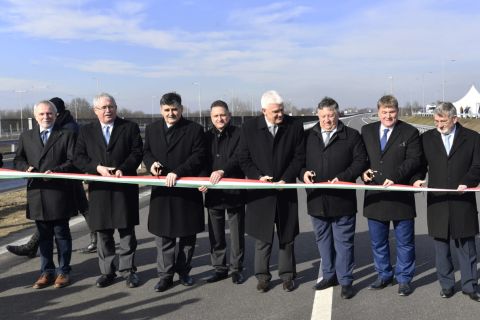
[0, 168, 478, 192]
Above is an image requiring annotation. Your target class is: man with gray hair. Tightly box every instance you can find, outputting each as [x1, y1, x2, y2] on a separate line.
[237, 90, 305, 292]
[14, 100, 76, 289]
[413, 102, 480, 301]
[301, 97, 367, 299]
[74, 93, 143, 289]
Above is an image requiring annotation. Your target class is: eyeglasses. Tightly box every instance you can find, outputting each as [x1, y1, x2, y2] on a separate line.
[95, 105, 116, 111]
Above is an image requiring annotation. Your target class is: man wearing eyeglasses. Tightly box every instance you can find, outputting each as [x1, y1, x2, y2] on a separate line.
[74, 93, 143, 289]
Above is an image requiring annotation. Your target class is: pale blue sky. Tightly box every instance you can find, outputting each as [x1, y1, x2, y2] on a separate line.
[0, 0, 479, 112]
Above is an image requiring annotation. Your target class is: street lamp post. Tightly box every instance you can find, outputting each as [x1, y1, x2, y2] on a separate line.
[193, 82, 202, 126]
[15, 90, 27, 132]
[151, 95, 157, 122]
[442, 59, 456, 101]
[422, 72, 432, 113]
[388, 76, 394, 94]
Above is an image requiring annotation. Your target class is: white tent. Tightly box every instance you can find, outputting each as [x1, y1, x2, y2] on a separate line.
[453, 85, 480, 116]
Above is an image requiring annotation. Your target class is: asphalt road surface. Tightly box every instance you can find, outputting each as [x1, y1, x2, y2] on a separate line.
[1, 114, 479, 320]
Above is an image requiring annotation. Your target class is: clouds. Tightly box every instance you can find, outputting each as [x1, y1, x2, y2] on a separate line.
[0, 0, 479, 110]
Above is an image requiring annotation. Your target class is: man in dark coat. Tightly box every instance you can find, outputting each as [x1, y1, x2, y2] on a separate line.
[301, 97, 367, 299]
[237, 90, 305, 292]
[14, 100, 76, 289]
[413, 102, 480, 301]
[7, 97, 96, 257]
[143, 92, 206, 292]
[74, 93, 143, 288]
[361, 95, 422, 296]
[199, 100, 246, 285]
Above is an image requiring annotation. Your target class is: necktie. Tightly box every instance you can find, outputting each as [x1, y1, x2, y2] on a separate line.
[104, 126, 111, 145]
[323, 131, 331, 145]
[444, 134, 451, 155]
[269, 125, 277, 137]
[41, 130, 49, 145]
[380, 128, 389, 151]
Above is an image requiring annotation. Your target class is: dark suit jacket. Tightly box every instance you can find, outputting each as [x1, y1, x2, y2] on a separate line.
[202, 124, 245, 209]
[361, 120, 422, 221]
[300, 121, 368, 217]
[143, 117, 206, 237]
[74, 117, 143, 231]
[237, 115, 305, 244]
[14, 126, 76, 221]
[415, 124, 480, 239]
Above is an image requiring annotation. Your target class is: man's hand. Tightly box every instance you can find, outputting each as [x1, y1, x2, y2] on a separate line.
[303, 171, 315, 184]
[413, 180, 426, 188]
[457, 184, 468, 191]
[198, 186, 208, 193]
[259, 175, 273, 182]
[44, 170, 52, 174]
[328, 177, 339, 183]
[150, 162, 162, 176]
[165, 172, 178, 187]
[383, 179, 394, 187]
[97, 165, 116, 177]
[26, 166, 35, 172]
[362, 169, 375, 182]
[209, 170, 224, 184]
[115, 169, 123, 178]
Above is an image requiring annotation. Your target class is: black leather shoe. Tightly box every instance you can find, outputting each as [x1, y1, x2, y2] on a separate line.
[80, 232, 97, 253]
[314, 276, 339, 290]
[125, 272, 140, 288]
[96, 274, 116, 288]
[440, 287, 454, 298]
[256, 279, 270, 292]
[341, 285, 354, 299]
[206, 271, 228, 283]
[368, 277, 393, 290]
[6, 236, 39, 258]
[154, 278, 173, 292]
[231, 272, 245, 284]
[462, 291, 480, 302]
[282, 279, 295, 292]
[179, 274, 194, 286]
[398, 282, 413, 296]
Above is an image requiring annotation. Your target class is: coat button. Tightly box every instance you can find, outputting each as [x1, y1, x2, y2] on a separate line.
[216, 154, 221, 158]
[379, 161, 383, 164]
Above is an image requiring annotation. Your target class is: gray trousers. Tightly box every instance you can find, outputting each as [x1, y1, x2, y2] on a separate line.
[255, 237, 296, 282]
[434, 236, 478, 293]
[155, 235, 196, 280]
[97, 227, 137, 277]
[208, 207, 245, 273]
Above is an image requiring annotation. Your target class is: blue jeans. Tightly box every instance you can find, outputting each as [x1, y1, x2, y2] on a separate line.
[311, 215, 356, 286]
[367, 218, 415, 284]
[36, 219, 72, 275]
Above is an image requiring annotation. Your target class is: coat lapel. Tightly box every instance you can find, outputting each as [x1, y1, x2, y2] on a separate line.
[40, 128, 62, 159]
[431, 130, 448, 157]
[167, 118, 187, 152]
[448, 124, 466, 158]
[107, 118, 125, 150]
[93, 121, 108, 152]
[381, 121, 401, 154]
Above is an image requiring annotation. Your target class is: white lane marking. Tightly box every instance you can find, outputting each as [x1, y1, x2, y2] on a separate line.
[311, 259, 333, 320]
[0, 190, 151, 256]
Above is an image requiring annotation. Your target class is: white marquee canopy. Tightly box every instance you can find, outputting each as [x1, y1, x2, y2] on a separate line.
[453, 85, 480, 115]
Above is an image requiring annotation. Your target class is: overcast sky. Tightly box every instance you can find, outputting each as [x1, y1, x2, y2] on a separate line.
[0, 0, 479, 113]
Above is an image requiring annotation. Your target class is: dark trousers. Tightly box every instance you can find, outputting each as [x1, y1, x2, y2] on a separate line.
[368, 218, 415, 284]
[434, 236, 478, 293]
[254, 222, 296, 282]
[208, 206, 245, 273]
[35, 219, 72, 275]
[311, 215, 356, 286]
[155, 235, 196, 280]
[97, 227, 137, 277]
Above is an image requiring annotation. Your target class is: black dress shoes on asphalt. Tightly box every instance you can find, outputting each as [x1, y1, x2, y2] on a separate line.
[257, 279, 270, 292]
[398, 282, 413, 296]
[206, 271, 228, 283]
[282, 279, 295, 292]
[154, 278, 173, 292]
[179, 274, 194, 286]
[314, 276, 339, 290]
[231, 271, 245, 284]
[440, 287, 454, 298]
[125, 272, 140, 288]
[368, 277, 393, 290]
[341, 285, 354, 299]
[96, 274, 116, 288]
[462, 291, 480, 302]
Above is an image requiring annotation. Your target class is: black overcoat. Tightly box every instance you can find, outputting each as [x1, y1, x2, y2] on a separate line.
[14, 127, 76, 221]
[203, 124, 245, 209]
[143, 117, 206, 237]
[300, 121, 368, 217]
[361, 120, 422, 221]
[74, 118, 143, 231]
[417, 124, 480, 239]
[237, 115, 305, 244]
